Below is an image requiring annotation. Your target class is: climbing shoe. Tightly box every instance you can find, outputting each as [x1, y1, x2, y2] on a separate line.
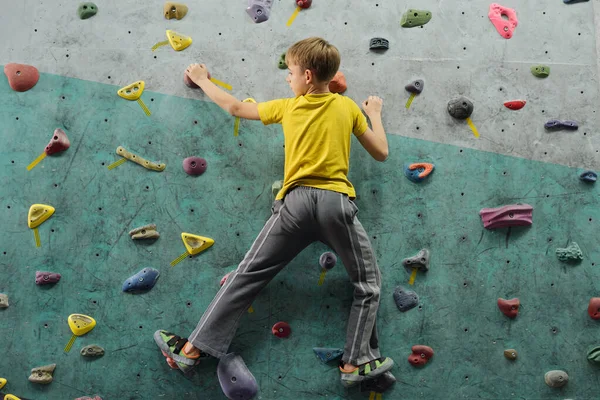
[339, 357, 394, 387]
[153, 330, 209, 368]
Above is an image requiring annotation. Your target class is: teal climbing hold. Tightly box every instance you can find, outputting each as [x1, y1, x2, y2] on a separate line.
[556, 242, 583, 262]
[313, 347, 344, 363]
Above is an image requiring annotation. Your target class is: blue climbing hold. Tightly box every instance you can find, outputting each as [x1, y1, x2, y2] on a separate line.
[122, 268, 160, 293]
[217, 353, 259, 400]
[563, 0, 589, 3]
[404, 163, 435, 183]
[319, 252, 337, 270]
[580, 170, 597, 183]
[313, 347, 344, 363]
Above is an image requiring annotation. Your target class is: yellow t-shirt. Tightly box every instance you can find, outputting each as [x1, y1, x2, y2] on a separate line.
[258, 93, 368, 200]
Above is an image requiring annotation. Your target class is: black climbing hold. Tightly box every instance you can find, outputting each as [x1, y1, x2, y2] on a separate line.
[360, 371, 396, 393]
[405, 79, 424, 94]
[447, 96, 474, 119]
[217, 353, 258, 400]
[580, 170, 597, 183]
[319, 252, 337, 270]
[393, 286, 419, 312]
[312, 347, 344, 363]
[544, 119, 579, 131]
[563, 0, 589, 3]
[369, 37, 389, 50]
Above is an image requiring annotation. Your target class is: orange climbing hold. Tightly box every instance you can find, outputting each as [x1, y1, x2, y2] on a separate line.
[329, 71, 347, 94]
[588, 297, 600, 320]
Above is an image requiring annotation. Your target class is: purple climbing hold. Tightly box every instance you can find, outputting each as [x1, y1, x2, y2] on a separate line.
[319, 252, 337, 270]
[580, 170, 597, 183]
[217, 353, 259, 400]
[183, 156, 207, 176]
[246, 0, 273, 23]
[544, 119, 578, 131]
[122, 268, 160, 293]
[479, 204, 533, 229]
[35, 271, 61, 285]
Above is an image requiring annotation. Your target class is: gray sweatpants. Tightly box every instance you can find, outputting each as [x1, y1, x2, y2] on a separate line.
[188, 186, 382, 366]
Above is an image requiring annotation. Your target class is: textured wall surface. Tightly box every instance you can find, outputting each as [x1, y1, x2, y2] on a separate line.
[0, 1, 599, 399]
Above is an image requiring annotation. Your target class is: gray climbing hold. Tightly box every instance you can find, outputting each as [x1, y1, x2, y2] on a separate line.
[319, 252, 337, 270]
[405, 79, 424, 94]
[81, 344, 105, 358]
[360, 371, 396, 393]
[544, 119, 578, 131]
[0, 293, 8, 308]
[129, 223, 160, 240]
[217, 353, 259, 400]
[402, 249, 430, 272]
[580, 170, 597, 183]
[29, 364, 56, 384]
[556, 242, 583, 262]
[277, 53, 287, 69]
[447, 96, 474, 119]
[246, 0, 273, 23]
[544, 370, 568, 388]
[272, 180, 283, 198]
[393, 286, 419, 312]
[312, 347, 344, 363]
[369, 37, 389, 50]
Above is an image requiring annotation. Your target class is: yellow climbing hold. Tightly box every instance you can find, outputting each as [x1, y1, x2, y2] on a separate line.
[28, 204, 55, 229]
[166, 30, 192, 51]
[182, 233, 214, 256]
[117, 81, 145, 101]
[0, 378, 6, 389]
[4, 395, 21, 400]
[68, 314, 97, 336]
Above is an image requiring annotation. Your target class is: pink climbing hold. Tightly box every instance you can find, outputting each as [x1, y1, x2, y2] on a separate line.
[498, 298, 520, 319]
[588, 298, 600, 320]
[272, 321, 291, 338]
[4, 63, 40, 92]
[408, 345, 434, 367]
[75, 397, 103, 400]
[45, 128, 70, 155]
[479, 204, 533, 229]
[35, 271, 61, 285]
[488, 3, 518, 39]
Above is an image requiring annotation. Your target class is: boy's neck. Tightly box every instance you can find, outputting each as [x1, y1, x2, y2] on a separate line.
[304, 83, 331, 95]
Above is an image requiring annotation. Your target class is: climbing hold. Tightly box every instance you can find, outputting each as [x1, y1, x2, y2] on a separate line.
[165, 30, 192, 51]
[183, 157, 207, 176]
[272, 322, 291, 338]
[360, 371, 396, 393]
[400, 9, 432, 28]
[296, 0, 311, 8]
[313, 347, 344, 363]
[402, 249, 430, 272]
[28, 204, 55, 229]
[28, 364, 56, 384]
[587, 346, 600, 364]
[369, 38, 389, 50]
[531, 65, 550, 78]
[404, 163, 434, 183]
[80, 344, 105, 358]
[115, 146, 165, 172]
[588, 298, 600, 320]
[503, 100, 526, 110]
[122, 268, 160, 293]
[128, 224, 160, 240]
[544, 370, 568, 388]
[272, 180, 283, 198]
[3, 63, 39, 92]
[182, 233, 214, 256]
[329, 71, 347, 94]
[0, 378, 5, 389]
[393, 286, 419, 312]
[74, 396, 103, 400]
[405, 79, 424, 94]
[35, 271, 61, 285]
[580, 170, 597, 183]
[447, 96, 474, 119]
[0, 294, 8, 309]
[504, 349, 518, 360]
[319, 252, 337, 270]
[69, 314, 96, 336]
[564, 0, 589, 3]
[408, 345, 434, 366]
[479, 204, 533, 229]
[488, 4, 518, 39]
[246, 0, 273, 24]
[77, 3, 98, 19]
[277, 53, 287, 69]
[217, 353, 259, 400]
[2, 395, 27, 400]
[45, 128, 70, 155]
[556, 242, 583, 262]
[117, 81, 145, 101]
[497, 298, 520, 319]
[544, 119, 578, 131]
[164, 2, 188, 19]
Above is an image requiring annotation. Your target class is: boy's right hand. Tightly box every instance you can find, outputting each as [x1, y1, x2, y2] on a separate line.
[186, 63, 210, 84]
[362, 96, 383, 116]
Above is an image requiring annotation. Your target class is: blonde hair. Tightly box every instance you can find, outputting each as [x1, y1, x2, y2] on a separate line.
[286, 37, 340, 82]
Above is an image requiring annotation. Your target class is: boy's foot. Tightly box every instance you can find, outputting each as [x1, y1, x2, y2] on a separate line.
[339, 357, 394, 388]
[153, 330, 209, 371]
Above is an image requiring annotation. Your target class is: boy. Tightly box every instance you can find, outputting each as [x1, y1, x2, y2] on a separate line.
[154, 37, 392, 388]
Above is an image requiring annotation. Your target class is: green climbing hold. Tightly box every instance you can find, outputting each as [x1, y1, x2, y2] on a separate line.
[78, 2, 98, 19]
[401, 9, 432, 28]
[531, 65, 550, 78]
[556, 242, 583, 262]
[587, 346, 600, 364]
[277, 53, 287, 70]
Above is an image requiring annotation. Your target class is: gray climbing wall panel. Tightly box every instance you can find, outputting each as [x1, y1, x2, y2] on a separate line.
[0, 0, 599, 399]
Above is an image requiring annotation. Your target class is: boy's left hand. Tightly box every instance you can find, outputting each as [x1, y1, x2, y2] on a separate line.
[186, 63, 210, 84]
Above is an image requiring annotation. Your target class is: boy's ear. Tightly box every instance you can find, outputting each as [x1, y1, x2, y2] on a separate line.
[304, 68, 313, 84]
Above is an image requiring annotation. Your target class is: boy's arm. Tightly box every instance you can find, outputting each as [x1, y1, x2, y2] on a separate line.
[186, 63, 260, 120]
[357, 96, 389, 162]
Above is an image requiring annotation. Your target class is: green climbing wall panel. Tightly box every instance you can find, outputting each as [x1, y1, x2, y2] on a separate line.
[0, 72, 598, 399]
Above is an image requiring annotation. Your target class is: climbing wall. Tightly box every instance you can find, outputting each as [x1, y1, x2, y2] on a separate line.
[0, 0, 599, 399]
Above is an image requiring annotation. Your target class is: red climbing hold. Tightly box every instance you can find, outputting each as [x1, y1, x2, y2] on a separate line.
[588, 298, 600, 320]
[488, 3, 518, 39]
[498, 298, 520, 319]
[329, 71, 347, 94]
[4, 63, 40, 92]
[503, 100, 526, 110]
[272, 322, 291, 338]
[45, 128, 70, 155]
[408, 345, 434, 366]
[296, 0, 312, 8]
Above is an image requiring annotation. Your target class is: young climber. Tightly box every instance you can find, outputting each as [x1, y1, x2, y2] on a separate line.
[154, 37, 392, 388]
